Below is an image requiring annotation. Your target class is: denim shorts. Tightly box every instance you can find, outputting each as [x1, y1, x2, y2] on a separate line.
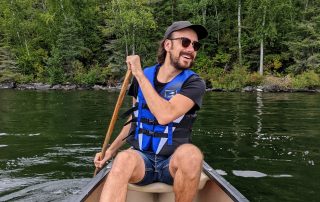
[134, 150, 174, 186]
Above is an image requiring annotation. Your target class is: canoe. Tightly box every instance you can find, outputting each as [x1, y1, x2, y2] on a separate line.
[74, 161, 249, 202]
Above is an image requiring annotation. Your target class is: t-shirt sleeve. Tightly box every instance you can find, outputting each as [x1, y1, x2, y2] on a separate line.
[127, 77, 139, 98]
[178, 74, 206, 110]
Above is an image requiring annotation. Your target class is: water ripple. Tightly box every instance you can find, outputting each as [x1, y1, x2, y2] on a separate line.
[0, 179, 90, 202]
[6, 156, 53, 169]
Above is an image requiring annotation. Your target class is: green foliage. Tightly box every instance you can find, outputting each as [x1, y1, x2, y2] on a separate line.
[246, 72, 264, 86]
[74, 63, 119, 85]
[0, 0, 319, 90]
[74, 67, 101, 85]
[47, 67, 65, 84]
[285, 1, 320, 74]
[0, 69, 33, 84]
[0, 69, 18, 83]
[211, 49, 232, 69]
[209, 67, 250, 91]
[16, 74, 34, 84]
[46, 46, 63, 84]
[193, 53, 214, 80]
[292, 71, 320, 88]
[54, 17, 84, 75]
[264, 54, 283, 73]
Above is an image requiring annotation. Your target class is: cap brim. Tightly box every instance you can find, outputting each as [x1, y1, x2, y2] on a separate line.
[188, 25, 208, 40]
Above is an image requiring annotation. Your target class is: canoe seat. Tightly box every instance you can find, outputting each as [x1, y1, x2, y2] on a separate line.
[128, 171, 209, 193]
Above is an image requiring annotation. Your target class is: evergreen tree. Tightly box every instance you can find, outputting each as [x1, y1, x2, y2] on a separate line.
[286, 0, 320, 74]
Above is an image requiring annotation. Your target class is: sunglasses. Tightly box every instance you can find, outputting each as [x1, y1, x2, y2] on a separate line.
[168, 37, 201, 51]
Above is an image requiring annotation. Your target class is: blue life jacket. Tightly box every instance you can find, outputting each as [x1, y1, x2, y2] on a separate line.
[125, 64, 197, 156]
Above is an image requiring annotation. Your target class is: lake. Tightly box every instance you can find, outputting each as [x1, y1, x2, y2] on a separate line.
[0, 89, 319, 201]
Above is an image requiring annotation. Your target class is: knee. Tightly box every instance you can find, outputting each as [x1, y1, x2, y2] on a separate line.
[173, 144, 203, 172]
[110, 150, 137, 175]
[176, 144, 203, 163]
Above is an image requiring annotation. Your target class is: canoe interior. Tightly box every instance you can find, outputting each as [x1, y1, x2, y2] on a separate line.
[77, 162, 248, 202]
[84, 178, 233, 202]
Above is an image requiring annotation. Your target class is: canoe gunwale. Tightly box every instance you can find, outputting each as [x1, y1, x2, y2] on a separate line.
[77, 162, 113, 202]
[202, 162, 249, 202]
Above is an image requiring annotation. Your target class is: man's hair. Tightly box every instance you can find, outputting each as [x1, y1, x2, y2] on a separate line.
[156, 40, 166, 65]
[157, 33, 172, 64]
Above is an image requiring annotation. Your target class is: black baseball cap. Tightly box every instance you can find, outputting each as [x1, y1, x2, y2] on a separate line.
[164, 21, 208, 40]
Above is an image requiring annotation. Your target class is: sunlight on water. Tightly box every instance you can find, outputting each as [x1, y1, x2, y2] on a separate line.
[232, 170, 268, 178]
[232, 170, 293, 178]
[28, 133, 41, 137]
[271, 174, 293, 178]
[215, 169, 227, 176]
[0, 133, 40, 137]
[6, 157, 53, 168]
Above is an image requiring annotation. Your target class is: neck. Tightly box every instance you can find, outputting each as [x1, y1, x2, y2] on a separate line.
[157, 60, 182, 83]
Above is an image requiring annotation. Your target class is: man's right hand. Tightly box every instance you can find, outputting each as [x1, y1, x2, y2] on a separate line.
[94, 150, 113, 169]
[126, 55, 143, 79]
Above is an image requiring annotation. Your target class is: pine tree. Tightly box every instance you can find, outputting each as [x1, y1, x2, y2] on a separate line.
[286, 0, 320, 74]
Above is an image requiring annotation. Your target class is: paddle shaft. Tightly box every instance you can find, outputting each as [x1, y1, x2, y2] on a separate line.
[94, 69, 132, 176]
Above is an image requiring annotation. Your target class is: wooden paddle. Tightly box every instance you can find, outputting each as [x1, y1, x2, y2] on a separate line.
[94, 69, 132, 176]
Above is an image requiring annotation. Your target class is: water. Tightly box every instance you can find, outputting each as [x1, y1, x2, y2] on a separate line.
[0, 89, 319, 201]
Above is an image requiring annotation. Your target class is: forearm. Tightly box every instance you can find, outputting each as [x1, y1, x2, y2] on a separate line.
[135, 73, 173, 124]
[106, 119, 131, 155]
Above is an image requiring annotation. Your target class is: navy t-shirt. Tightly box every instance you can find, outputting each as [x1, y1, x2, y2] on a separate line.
[128, 66, 206, 114]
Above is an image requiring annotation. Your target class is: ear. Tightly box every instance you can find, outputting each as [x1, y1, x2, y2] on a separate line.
[164, 39, 171, 51]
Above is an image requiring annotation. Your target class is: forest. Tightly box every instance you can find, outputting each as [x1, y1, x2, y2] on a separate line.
[0, 0, 319, 90]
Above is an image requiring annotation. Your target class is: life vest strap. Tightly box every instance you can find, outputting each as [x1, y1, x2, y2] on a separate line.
[124, 117, 194, 128]
[121, 103, 149, 118]
[138, 128, 188, 138]
[121, 105, 138, 118]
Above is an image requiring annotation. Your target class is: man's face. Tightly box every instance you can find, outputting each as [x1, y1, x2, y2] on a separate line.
[166, 28, 199, 70]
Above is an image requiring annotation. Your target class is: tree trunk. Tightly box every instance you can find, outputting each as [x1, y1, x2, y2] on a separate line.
[259, 39, 264, 75]
[305, 0, 309, 10]
[59, 0, 67, 20]
[24, 39, 30, 56]
[132, 26, 135, 55]
[171, 0, 176, 22]
[238, 0, 242, 66]
[259, 7, 266, 76]
[202, 7, 206, 25]
[215, 5, 219, 43]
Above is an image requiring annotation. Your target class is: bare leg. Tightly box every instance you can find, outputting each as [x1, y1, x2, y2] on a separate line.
[99, 149, 145, 202]
[169, 144, 203, 202]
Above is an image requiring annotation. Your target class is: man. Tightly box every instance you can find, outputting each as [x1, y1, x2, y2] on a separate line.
[94, 21, 208, 202]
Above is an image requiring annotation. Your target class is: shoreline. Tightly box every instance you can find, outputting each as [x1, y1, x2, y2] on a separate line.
[0, 82, 122, 92]
[0, 82, 319, 93]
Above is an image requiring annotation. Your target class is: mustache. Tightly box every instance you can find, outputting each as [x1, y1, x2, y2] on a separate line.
[179, 51, 194, 60]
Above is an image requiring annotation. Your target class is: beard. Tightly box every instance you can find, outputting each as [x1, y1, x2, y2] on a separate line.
[169, 51, 194, 70]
